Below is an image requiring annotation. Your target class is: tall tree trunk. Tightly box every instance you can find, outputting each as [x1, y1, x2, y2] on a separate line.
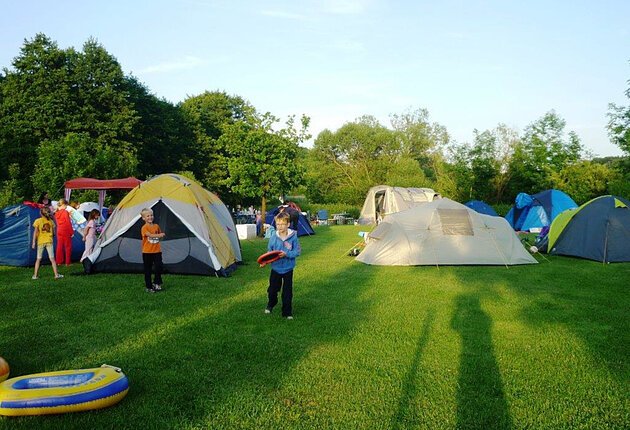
[260, 195, 267, 237]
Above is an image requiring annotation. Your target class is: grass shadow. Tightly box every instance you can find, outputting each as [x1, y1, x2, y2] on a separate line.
[0, 227, 376, 429]
[451, 292, 513, 430]
[390, 308, 435, 430]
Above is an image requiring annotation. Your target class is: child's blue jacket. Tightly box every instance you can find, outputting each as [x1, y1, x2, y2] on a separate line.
[267, 228, 301, 274]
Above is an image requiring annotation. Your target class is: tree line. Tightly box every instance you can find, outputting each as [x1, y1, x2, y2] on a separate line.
[1, 34, 629, 212]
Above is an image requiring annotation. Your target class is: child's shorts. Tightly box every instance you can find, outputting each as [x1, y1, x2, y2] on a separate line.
[37, 243, 54, 259]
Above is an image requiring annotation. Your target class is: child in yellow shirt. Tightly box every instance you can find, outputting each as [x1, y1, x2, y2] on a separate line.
[31, 207, 63, 280]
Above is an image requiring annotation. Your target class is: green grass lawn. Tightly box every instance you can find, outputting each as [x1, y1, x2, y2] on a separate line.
[1, 225, 628, 429]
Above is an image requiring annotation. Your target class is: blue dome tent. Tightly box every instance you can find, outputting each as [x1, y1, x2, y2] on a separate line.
[0, 202, 85, 266]
[505, 189, 577, 231]
[265, 203, 314, 237]
[464, 200, 499, 217]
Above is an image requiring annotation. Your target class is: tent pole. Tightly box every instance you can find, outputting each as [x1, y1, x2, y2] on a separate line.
[298, 219, 312, 236]
[603, 221, 609, 264]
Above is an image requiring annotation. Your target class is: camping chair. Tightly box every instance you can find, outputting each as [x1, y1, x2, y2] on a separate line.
[317, 209, 328, 226]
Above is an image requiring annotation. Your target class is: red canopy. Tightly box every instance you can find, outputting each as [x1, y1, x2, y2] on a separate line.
[64, 177, 142, 190]
[64, 177, 143, 210]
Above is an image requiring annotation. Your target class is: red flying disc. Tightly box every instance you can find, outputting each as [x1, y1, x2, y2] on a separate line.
[257, 250, 283, 266]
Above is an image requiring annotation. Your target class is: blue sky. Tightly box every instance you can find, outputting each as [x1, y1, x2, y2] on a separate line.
[2, 0, 629, 156]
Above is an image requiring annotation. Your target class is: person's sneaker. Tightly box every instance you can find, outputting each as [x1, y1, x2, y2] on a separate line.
[264, 308, 271, 314]
[32, 275, 39, 280]
[286, 316, 293, 320]
[152, 284, 163, 291]
[145, 287, 156, 293]
[54, 274, 64, 279]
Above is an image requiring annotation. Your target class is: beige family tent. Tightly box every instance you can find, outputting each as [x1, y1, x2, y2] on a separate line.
[356, 198, 537, 266]
[83, 174, 241, 276]
[358, 185, 441, 225]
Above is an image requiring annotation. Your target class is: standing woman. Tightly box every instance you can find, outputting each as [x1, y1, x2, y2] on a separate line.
[37, 192, 53, 212]
[54, 198, 73, 266]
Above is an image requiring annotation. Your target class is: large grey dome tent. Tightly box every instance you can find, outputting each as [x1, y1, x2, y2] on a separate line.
[356, 198, 537, 266]
[358, 185, 441, 225]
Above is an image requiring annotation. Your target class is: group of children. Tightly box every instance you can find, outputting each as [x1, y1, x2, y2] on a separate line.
[31, 197, 101, 280]
[33, 200, 301, 320]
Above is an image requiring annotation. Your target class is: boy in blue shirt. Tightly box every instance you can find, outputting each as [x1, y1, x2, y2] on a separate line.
[265, 212, 301, 319]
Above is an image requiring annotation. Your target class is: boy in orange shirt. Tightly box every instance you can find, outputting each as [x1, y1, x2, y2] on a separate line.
[140, 208, 166, 293]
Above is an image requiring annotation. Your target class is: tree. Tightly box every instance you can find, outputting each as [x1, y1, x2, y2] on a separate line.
[125, 76, 194, 177]
[300, 146, 338, 204]
[180, 91, 252, 196]
[0, 34, 75, 197]
[550, 161, 614, 204]
[443, 143, 474, 202]
[0, 34, 140, 198]
[507, 111, 583, 197]
[33, 133, 137, 194]
[390, 107, 450, 181]
[384, 156, 428, 188]
[220, 112, 310, 216]
[309, 116, 400, 204]
[443, 124, 521, 203]
[607, 71, 630, 155]
[0, 164, 23, 208]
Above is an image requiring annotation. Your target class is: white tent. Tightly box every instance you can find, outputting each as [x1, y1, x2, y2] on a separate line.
[78, 202, 104, 222]
[358, 185, 441, 225]
[356, 198, 537, 266]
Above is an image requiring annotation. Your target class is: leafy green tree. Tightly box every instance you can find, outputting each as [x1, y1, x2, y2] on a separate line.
[443, 143, 474, 202]
[0, 34, 74, 197]
[220, 112, 310, 216]
[33, 133, 137, 194]
[180, 91, 251, 195]
[0, 164, 23, 208]
[507, 111, 583, 197]
[384, 156, 428, 188]
[390, 107, 450, 181]
[301, 143, 345, 204]
[0, 34, 139, 198]
[309, 116, 400, 205]
[607, 72, 630, 156]
[550, 161, 614, 204]
[468, 130, 501, 202]
[125, 76, 195, 177]
[443, 124, 521, 203]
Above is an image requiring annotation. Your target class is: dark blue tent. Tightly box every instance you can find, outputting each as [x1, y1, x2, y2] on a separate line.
[464, 200, 499, 217]
[505, 189, 577, 231]
[265, 205, 315, 237]
[548, 195, 630, 263]
[0, 203, 85, 266]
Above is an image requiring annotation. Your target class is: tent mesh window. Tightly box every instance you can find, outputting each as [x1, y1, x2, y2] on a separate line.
[438, 209, 473, 236]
